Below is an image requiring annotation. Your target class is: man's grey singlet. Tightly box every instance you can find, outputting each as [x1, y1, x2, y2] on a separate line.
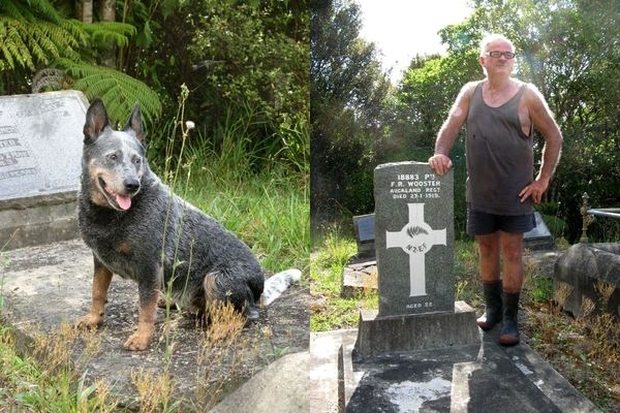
[466, 82, 534, 215]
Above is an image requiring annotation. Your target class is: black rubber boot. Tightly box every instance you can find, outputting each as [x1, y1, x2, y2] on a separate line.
[499, 292, 520, 346]
[476, 281, 503, 330]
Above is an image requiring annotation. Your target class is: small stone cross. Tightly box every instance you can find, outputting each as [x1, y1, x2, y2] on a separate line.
[386, 203, 446, 296]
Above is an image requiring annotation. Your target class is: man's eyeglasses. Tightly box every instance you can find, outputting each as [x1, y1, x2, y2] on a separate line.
[485, 51, 516, 59]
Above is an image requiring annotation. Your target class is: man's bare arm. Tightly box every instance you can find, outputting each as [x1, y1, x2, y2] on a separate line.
[428, 82, 476, 175]
[518, 84, 563, 203]
[529, 86, 562, 181]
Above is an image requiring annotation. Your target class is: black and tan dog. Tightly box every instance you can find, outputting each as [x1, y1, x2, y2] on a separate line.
[77, 99, 265, 351]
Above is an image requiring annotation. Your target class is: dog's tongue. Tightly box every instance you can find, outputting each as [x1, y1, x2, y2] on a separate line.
[115, 194, 132, 210]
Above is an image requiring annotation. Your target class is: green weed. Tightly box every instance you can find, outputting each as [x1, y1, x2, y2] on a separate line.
[310, 226, 376, 331]
[0, 323, 116, 412]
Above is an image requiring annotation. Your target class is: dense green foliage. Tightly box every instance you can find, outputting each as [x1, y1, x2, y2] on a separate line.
[118, 0, 309, 173]
[0, 0, 161, 122]
[185, 0, 309, 168]
[311, 0, 620, 243]
[0, 0, 309, 173]
[310, 0, 390, 223]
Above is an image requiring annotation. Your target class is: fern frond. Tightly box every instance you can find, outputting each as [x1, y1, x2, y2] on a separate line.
[34, 21, 81, 61]
[62, 19, 89, 46]
[0, 1, 24, 20]
[0, 0, 63, 24]
[1, 19, 34, 69]
[82, 21, 137, 48]
[27, 22, 62, 64]
[40, 21, 78, 49]
[0, 14, 82, 70]
[22, 0, 63, 24]
[56, 59, 162, 125]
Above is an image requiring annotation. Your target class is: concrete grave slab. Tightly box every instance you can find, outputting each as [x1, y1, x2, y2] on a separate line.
[341, 259, 377, 298]
[0, 239, 310, 410]
[318, 328, 600, 413]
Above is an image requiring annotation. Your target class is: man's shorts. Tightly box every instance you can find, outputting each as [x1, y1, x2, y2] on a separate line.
[467, 208, 536, 236]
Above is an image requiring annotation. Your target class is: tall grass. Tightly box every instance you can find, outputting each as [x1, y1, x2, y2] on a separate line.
[173, 164, 309, 273]
[310, 223, 376, 331]
[151, 85, 309, 274]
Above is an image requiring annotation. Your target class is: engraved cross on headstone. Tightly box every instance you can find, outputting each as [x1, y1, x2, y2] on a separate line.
[386, 203, 446, 296]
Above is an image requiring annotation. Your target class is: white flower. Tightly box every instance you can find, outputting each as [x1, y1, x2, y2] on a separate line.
[185, 120, 195, 130]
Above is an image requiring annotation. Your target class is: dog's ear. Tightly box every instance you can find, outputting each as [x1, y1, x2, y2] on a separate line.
[123, 102, 145, 145]
[83, 98, 109, 143]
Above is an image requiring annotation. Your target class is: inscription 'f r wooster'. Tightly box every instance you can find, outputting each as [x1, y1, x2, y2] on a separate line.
[386, 203, 446, 297]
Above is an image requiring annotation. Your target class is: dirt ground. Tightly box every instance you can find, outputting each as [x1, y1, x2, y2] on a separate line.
[1, 239, 310, 410]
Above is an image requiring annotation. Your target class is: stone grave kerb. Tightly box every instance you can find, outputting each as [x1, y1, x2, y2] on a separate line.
[353, 161, 479, 359]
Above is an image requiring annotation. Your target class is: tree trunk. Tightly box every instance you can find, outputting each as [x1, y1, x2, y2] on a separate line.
[98, 0, 117, 68]
[99, 0, 115, 21]
[77, 0, 93, 24]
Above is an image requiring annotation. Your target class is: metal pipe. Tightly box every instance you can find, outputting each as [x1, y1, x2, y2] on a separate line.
[587, 208, 620, 219]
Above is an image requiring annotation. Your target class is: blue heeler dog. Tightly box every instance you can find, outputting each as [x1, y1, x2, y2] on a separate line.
[77, 98, 266, 351]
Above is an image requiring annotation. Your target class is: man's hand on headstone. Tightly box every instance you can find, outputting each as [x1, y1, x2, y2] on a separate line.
[428, 154, 453, 176]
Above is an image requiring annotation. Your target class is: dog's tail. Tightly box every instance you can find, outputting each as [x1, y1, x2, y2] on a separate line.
[262, 268, 302, 306]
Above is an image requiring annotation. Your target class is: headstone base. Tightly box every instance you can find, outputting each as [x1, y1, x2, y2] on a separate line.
[0, 193, 79, 250]
[352, 301, 479, 360]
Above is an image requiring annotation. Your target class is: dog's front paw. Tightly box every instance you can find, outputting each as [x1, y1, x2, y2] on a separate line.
[245, 305, 260, 320]
[123, 331, 152, 351]
[77, 312, 104, 329]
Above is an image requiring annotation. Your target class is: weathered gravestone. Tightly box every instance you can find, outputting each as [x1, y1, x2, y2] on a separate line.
[523, 212, 554, 251]
[341, 214, 377, 298]
[376, 162, 454, 313]
[554, 242, 620, 320]
[354, 161, 478, 358]
[352, 214, 375, 258]
[0, 91, 88, 250]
